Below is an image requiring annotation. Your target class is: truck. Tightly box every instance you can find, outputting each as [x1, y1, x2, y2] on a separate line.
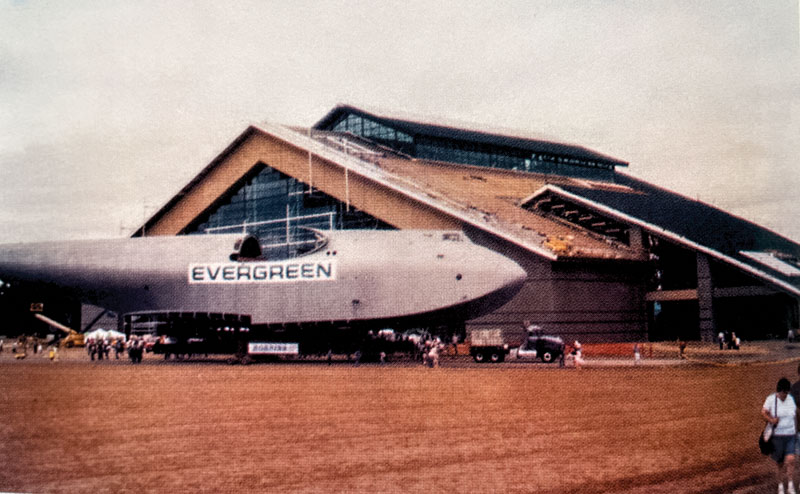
[510, 326, 565, 363]
[470, 326, 565, 364]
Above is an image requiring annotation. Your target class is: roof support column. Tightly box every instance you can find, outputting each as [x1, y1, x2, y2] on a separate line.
[629, 226, 644, 249]
[697, 252, 716, 342]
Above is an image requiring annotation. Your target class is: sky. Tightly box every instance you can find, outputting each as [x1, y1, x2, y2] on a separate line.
[0, 1, 798, 244]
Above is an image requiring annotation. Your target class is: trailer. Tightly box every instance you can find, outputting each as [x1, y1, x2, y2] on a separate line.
[469, 328, 510, 363]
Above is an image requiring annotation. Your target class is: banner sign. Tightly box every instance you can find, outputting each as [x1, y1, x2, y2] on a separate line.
[248, 342, 300, 355]
[189, 261, 335, 284]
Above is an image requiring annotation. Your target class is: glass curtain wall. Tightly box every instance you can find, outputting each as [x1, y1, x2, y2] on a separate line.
[327, 113, 613, 179]
[189, 165, 392, 259]
[331, 114, 414, 144]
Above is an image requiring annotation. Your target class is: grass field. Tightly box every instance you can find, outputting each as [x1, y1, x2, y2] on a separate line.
[0, 348, 794, 493]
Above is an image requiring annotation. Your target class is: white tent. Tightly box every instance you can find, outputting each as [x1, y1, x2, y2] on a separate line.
[84, 328, 126, 341]
[84, 328, 107, 340]
[105, 329, 126, 341]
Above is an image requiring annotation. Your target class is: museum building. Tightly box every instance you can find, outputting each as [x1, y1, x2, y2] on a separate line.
[133, 104, 800, 342]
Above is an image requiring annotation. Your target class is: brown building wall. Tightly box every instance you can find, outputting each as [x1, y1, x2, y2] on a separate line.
[464, 227, 649, 343]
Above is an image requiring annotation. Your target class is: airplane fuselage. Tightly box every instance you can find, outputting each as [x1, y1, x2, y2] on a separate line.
[0, 230, 526, 328]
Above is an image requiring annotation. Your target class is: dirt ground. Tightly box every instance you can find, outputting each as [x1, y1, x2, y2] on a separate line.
[0, 346, 796, 493]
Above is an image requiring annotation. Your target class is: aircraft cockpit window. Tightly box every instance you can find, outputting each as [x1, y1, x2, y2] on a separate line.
[442, 232, 462, 242]
[238, 236, 262, 258]
[230, 236, 263, 261]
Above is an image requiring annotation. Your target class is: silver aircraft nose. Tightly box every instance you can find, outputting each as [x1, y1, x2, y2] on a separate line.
[488, 252, 528, 300]
[503, 257, 528, 292]
[458, 248, 527, 319]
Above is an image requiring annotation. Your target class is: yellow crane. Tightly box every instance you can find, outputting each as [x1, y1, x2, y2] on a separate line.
[34, 313, 85, 348]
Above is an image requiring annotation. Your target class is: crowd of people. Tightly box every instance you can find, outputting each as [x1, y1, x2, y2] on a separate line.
[346, 331, 449, 367]
[0, 331, 153, 364]
[86, 338, 123, 360]
[86, 337, 145, 363]
[718, 330, 741, 350]
[421, 339, 444, 368]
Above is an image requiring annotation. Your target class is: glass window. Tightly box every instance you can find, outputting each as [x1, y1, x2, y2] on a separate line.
[324, 112, 615, 179]
[186, 165, 393, 257]
[332, 113, 412, 144]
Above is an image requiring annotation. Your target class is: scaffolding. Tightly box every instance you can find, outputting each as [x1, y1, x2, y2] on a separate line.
[204, 211, 335, 259]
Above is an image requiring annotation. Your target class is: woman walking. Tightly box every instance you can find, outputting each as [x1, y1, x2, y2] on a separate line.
[763, 377, 799, 494]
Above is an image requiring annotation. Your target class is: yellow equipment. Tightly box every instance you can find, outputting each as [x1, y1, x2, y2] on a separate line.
[34, 313, 86, 348]
[60, 331, 85, 348]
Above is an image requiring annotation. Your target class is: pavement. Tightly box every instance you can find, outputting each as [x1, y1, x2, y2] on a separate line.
[580, 340, 800, 368]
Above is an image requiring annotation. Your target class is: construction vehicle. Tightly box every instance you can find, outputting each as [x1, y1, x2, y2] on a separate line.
[34, 313, 85, 348]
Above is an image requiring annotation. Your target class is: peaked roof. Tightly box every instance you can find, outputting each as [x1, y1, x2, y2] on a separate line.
[314, 104, 628, 168]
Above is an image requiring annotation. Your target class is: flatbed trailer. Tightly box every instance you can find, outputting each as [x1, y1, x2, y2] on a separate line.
[469, 328, 510, 363]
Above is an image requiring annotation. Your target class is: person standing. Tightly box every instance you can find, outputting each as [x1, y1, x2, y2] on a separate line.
[678, 339, 687, 359]
[135, 338, 144, 363]
[427, 344, 440, 368]
[762, 377, 798, 494]
[573, 341, 584, 370]
[718, 331, 725, 350]
[633, 343, 641, 366]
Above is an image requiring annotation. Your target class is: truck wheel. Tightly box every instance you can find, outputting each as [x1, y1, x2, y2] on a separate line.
[473, 352, 486, 363]
[489, 352, 503, 363]
[541, 352, 554, 363]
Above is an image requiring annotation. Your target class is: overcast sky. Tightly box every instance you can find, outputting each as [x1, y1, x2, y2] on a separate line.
[1, 1, 798, 244]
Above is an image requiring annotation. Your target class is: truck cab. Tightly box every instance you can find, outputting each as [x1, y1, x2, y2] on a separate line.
[511, 326, 565, 363]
